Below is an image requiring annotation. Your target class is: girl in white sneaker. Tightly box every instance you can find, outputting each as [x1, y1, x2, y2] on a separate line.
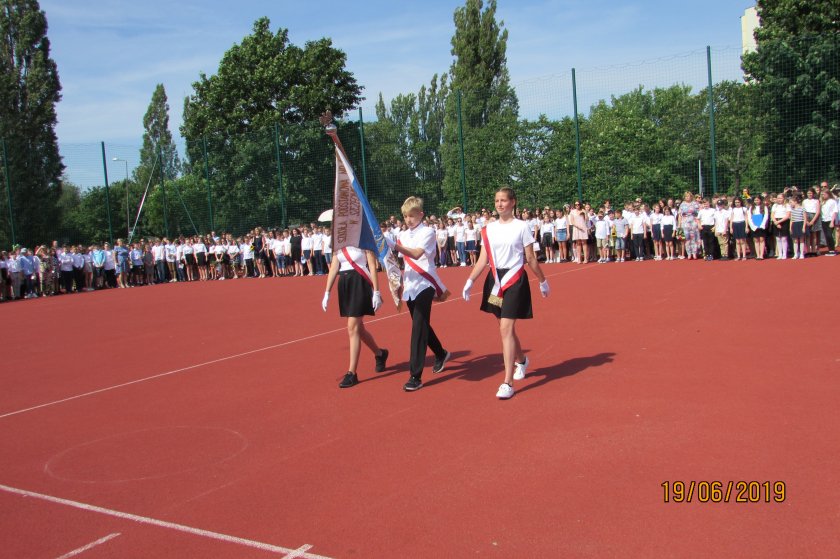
[461, 187, 549, 400]
[321, 245, 388, 388]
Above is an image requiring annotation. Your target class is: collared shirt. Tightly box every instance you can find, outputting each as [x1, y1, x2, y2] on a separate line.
[398, 223, 437, 301]
[714, 208, 731, 233]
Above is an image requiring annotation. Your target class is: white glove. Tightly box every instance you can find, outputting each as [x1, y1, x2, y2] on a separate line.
[321, 291, 330, 312]
[539, 279, 550, 298]
[384, 236, 396, 249]
[372, 290, 382, 311]
[462, 278, 474, 301]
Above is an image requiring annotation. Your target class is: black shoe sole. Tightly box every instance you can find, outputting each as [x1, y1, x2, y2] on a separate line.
[403, 381, 423, 392]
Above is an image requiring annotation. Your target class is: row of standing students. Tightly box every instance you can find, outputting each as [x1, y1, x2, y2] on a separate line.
[322, 188, 549, 399]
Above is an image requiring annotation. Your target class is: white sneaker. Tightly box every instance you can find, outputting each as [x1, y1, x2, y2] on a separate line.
[496, 383, 515, 399]
[460, 262, 466, 266]
[513, 356, 529, 380]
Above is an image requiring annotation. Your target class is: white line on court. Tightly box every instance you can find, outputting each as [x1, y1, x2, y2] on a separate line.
[0, 484, 333, 559]
[55, 533, 121, 559]
[0, 266, 589, 421]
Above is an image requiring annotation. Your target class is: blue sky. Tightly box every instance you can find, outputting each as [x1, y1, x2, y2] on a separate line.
[40, 0, 754, 153]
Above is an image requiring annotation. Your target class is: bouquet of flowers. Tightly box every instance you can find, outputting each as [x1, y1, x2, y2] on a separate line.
[675, 228, 686, 241]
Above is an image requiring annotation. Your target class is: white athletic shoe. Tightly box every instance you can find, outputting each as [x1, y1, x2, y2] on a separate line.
[513, 356, 529, 380]
[496, 383, 515, 399]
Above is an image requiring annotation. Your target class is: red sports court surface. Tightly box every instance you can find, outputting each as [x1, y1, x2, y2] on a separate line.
[1, 258, 838, 558]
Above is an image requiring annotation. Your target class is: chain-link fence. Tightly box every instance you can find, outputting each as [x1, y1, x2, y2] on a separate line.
[1, 44, 837, 248]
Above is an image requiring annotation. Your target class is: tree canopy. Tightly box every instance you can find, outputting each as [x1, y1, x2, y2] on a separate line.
[0, 0, 62, 247]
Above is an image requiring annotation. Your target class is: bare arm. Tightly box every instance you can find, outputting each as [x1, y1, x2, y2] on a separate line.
[524, 244, 545, 283]
[366, 251, 380, 292]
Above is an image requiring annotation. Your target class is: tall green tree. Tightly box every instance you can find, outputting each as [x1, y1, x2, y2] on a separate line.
[367, 73, 449, 214]
[180, 17, 363, 230]
[0, 0, 62, 247]
[139, 84, 180, 185]
[442, 0, 519, 211]
[742, 0, 840, 187]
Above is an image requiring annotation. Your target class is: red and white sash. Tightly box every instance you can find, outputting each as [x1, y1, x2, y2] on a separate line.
[481, 227, 524, 298]
[341, 247, 373, 287]
[397, 240, 446, 298]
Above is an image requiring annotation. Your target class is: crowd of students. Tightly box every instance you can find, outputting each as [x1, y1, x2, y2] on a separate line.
[0, 225, 337, 301]
[2, 182, 837, 303]
[419, 182, 839, 267]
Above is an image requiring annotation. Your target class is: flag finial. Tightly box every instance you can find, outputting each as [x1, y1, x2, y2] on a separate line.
[319, 111, 336, 134]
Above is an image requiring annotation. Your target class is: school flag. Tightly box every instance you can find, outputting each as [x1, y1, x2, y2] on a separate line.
[325, 121, 403, 309]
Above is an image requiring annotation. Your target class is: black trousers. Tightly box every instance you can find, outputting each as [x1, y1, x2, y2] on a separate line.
[406, 287, 446, 379]
[61, 270, 74, 292]
[822, 221, 836, 252]
[701, 225, 715, 257]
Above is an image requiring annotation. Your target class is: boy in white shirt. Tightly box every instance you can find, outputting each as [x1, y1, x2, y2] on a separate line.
[390, 196, 451, 392]
[594, 210, 610, 263]
[714, 200, 731, 260]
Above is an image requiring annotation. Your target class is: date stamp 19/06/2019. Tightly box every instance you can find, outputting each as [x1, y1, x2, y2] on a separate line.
[662, 481, 786, 503]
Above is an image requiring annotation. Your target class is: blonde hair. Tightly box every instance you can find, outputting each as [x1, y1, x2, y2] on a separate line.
[401, 196, 424, 215]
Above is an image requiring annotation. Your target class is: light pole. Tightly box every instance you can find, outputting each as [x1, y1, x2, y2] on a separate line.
[112, 157, 129, 238]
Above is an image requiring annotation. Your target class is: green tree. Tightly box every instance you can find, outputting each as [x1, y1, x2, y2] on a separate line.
[139, 84, 180, 185]
[742, 0, 840, 187]
[180, 17, 363, 230]
[442, 0, 519, 211]
[0, 0, 62, 247]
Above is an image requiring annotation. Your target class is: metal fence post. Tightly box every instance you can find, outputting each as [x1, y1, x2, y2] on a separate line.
[1, 138, 16, 245]
[572, 69, 584, 203]
[159, 146, 169, 237]
[273, 123, 286, 228]
[358, 107, 369, 198]
[203, 137, 214, 232]
[456, 89, 468, 212]
[100, 142, 114, 245]
[706, 46, 719, 196]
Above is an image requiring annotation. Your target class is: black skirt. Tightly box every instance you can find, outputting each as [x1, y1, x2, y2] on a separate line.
[732, 221, 747, 240]
[479, 268, 533, 320]
[196, 252, 207, 266]
[663, 224, 674, 243]
[338, 269, 374, 317]
[791, 221, 805, 239]
[185, 254, 196, 266]
[652, 224, 662, 241]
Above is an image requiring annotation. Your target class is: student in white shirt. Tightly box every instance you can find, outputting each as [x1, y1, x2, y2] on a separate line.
[660, 207, 677, 260]
[164, 239, 177, 282]
[435, 221, 449, 267]
[649, 205, 664, 260]
[594, 210, 610, 263]
[698, 199, 717, 261]
[748, 197, 769, 260]
[802, 188, 821, 257]
[321, 244, 388, 388]
[464, 218, 478, 266]
[539, 214, 555, 263]
[819, 190, 837, 255]
[554, 210, 569, 262]
[771, 194, 791, 259]
[228, 240, 241, 278]
[628, 206, 649, 262]
[729, 197, 749, 260]
[454, 218, 467, 266]
[389, 196, 451, 392]
[461, 187, 550, 400]
[713, 200, 731, 260]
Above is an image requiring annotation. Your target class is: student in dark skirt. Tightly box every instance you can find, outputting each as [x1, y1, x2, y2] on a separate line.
[322, 245, 389, 388]
[461, 187, 550, 400]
